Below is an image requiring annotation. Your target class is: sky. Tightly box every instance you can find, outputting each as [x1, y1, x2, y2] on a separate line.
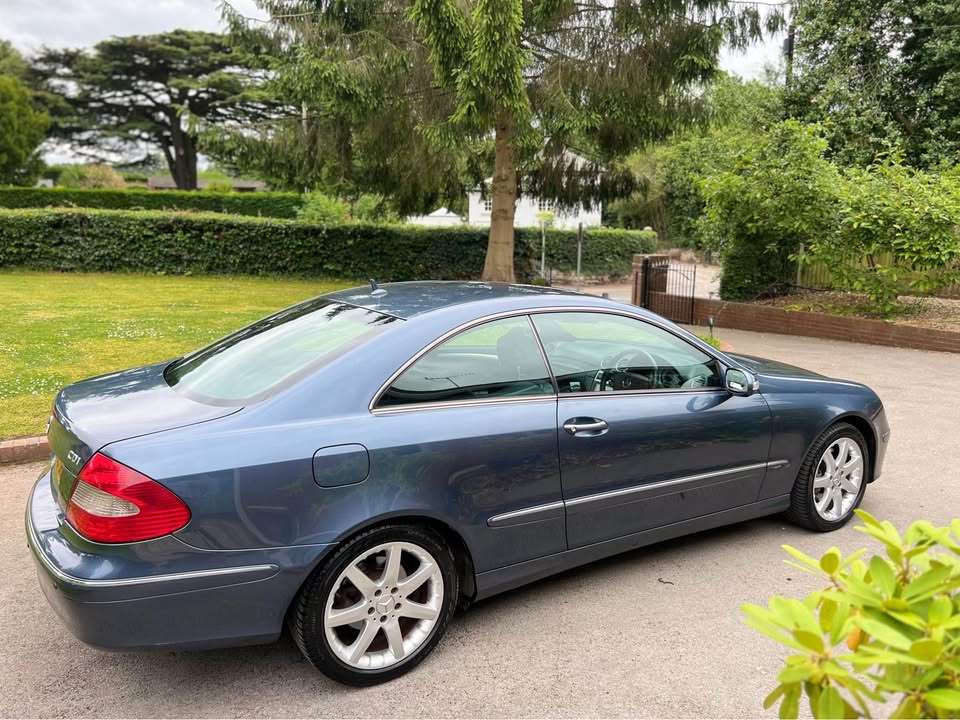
[1, 0, 782, 80]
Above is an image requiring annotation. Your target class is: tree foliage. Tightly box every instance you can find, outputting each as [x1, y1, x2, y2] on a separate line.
[699, 120, 839, 300]
[31, 30, 274, 190]
[0, 75, 49, 186]
[788, 0, 960, 167]
[0, 40, 29, 82]
[215, 1, 783, 281]
[639, 74, 785, 248]
[202, 2, 477, 213]
[745, 511, 960, 719]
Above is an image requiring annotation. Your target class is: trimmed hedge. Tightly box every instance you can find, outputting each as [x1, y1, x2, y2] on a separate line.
[541, 227, 656, 277]
[0, 208, 654, 281]
[0, 208, 523, 280]
[0, 187, 304, 219]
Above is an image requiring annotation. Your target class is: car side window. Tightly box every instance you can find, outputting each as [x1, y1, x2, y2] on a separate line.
[531, 312, 722, 393]
[377, 316, 554, 408]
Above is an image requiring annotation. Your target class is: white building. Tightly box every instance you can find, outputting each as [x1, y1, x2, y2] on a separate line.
[405, 207, 464, 227]
[466, 191, 602, 229]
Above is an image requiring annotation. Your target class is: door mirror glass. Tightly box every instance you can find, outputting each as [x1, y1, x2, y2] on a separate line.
[725, 368, 758, 396]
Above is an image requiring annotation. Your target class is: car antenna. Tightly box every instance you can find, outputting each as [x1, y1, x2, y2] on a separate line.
[370, 279, 387, 297]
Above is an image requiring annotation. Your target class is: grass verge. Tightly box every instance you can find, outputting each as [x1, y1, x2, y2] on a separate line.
[0, 272, 352, 438]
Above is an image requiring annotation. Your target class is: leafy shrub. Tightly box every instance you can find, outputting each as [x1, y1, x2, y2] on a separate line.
[119, 171, 150, 184]
[681, 118, 960, 312]
[202, 177, 235, 193]
[606, 148, 669, 238]
[744, 511, 960, 719]
[353, 194, 400, 223]
[811, 161, 960, 314]
[657, 77, 784, 250]
[297, 192, 350, 223]
[58, 164, 127, 190]
[40, 165, 68, 184]
[696, 333, 722, 349]
[0, 208, 653, 282]
[0, 187, 304, 218]
[698, 121, 841, 301]
[297, 192, 400, 224]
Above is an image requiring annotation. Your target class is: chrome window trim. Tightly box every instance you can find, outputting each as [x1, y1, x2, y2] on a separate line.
[369, 305, 732, 413]
[556, 388, 728, 400]
[486, 460, 790, 524]
[527, 314, 561, 394]
[371, 395, 556, 416]
[370, 312, 556, 413]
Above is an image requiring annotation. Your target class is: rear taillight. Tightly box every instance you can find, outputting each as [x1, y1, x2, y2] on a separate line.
[66, 453, 190, 543]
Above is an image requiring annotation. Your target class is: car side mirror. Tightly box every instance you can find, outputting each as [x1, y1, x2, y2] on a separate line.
[725, 368, 759, 397]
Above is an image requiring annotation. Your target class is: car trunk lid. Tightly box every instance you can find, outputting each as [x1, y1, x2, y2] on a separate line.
[47, 362, 239, 510]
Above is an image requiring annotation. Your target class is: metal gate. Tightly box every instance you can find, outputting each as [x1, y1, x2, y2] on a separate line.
[633, 256, 696, 325]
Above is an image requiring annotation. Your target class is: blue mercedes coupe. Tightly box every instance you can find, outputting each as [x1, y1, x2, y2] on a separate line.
[27, 281, 889, 685]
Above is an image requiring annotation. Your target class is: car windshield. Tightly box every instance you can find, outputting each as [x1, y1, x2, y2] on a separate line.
[165, 298, 398, 405]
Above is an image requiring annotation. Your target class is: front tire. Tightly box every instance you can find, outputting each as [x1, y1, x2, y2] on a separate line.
[785, 422, 870, 532]
[290, 523, 458, 686]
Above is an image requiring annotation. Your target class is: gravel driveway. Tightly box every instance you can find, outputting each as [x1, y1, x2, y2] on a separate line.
[1, 328, 956, 718]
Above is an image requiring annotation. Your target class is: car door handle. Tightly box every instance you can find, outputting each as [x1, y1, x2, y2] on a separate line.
[563, 418, 609, 436]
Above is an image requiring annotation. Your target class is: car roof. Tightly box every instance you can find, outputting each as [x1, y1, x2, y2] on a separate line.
[325, 281, 604, 319]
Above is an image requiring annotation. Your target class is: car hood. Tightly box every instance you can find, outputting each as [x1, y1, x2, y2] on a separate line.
[52, 362, 239, 472]
[726, 352, 878, 401]
[726, 353, 827, 379]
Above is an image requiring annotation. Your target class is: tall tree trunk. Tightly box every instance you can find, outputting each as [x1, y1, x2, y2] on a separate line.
[482, 112, 517, 282]
[169, 120, 198, 190]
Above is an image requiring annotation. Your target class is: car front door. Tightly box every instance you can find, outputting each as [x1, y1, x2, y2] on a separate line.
[531, 311, 773, 550]
[371, 314, 565, 573]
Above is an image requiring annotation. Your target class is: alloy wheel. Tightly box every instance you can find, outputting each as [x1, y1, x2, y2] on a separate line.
[323, 541, 444, 670]
[812, 437, 864, 521]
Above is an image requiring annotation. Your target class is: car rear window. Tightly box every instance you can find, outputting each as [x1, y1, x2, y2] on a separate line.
[165, 299, 398, 405]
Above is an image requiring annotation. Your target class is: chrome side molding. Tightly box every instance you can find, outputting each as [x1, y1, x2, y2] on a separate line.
[487, 460, 790, 527]
[487, 501, 565, 529]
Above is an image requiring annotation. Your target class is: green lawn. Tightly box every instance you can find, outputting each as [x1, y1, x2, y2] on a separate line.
[0, 272, 353, 439]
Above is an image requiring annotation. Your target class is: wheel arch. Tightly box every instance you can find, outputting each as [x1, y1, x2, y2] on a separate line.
[289, 511, 478, 617]
[817, 412, 878, 483]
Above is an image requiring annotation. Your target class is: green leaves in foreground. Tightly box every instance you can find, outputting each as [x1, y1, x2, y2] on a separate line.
[743, 511, 960, 718]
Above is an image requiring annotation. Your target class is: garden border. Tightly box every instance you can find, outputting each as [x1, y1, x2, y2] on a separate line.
[0, 436, 49, 464]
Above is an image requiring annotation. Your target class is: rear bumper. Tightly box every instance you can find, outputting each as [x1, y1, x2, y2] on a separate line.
[26, 471, 330, 650]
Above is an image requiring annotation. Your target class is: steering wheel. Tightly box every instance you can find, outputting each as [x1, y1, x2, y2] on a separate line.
[680, 373, 710, 389]
[595, 348, 658, 391]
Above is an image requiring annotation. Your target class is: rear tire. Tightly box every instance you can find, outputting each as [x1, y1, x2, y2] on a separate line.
[290, 523, 458, 686]
[785, 422, 870, 532]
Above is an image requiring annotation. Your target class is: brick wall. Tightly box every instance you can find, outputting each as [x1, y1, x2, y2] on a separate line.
[683, 294, 960, 354]
[630, 254, 960, 354]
